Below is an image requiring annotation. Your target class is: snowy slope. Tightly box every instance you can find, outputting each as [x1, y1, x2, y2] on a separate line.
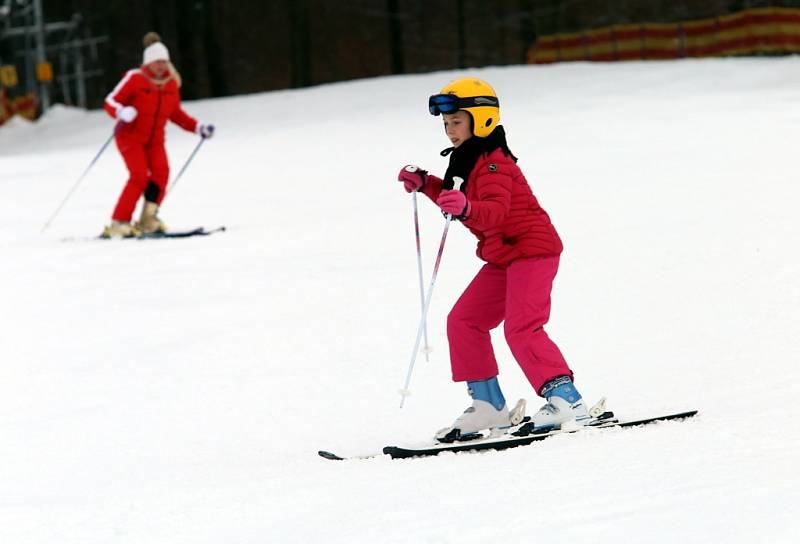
[1, 58, 798, 543]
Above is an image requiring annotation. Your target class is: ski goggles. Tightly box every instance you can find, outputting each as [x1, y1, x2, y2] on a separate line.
[428, 94, 499, 116]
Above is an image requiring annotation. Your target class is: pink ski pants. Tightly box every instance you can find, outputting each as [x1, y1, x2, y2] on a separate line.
[446, 255, 573, 393]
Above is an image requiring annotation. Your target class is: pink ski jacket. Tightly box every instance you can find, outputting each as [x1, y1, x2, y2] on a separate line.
[422, 148, 563, 267]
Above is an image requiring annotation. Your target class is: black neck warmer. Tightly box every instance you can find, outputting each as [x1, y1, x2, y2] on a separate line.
[441, 125, 517, 191]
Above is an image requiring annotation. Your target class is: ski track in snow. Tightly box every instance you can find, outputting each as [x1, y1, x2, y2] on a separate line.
[1, 58, 798, 543]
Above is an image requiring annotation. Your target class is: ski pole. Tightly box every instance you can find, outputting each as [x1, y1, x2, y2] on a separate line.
[399, 214, 452, 408]
[166, 137, 205, 196]
[40, 123, 120, 233]
[412, 191, 432, 362]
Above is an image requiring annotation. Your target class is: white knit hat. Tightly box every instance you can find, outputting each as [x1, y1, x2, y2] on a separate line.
[143, 42, 170, 65]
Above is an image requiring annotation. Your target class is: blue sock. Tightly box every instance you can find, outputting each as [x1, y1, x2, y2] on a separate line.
[540, 375, 582, 404]
[467, 377, 506, 411]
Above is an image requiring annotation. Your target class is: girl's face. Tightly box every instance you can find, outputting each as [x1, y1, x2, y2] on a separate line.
[148, 60, 169, 78]
[443, 110, 472, 147]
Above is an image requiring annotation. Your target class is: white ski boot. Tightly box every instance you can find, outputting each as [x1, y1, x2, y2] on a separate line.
[435, 398, 526, 443]
[530, 376, 590, 431]
[531, 396, 590, 430]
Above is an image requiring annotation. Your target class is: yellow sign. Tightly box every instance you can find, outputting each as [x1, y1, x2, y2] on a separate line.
[0, 65, 18, 87]
[36, 61, 53, 83]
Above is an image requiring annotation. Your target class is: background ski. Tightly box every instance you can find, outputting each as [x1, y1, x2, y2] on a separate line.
[137, 226, 226, 239]
[62, 226, 226, 242]
[379, 410, 698, 460]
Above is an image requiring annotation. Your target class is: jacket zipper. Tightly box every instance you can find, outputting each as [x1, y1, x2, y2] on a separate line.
[148, 86, 163, 146]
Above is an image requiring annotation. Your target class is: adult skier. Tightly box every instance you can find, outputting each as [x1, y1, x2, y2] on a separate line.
[102, 32, 214, 238]
[397, 78, 589, 440]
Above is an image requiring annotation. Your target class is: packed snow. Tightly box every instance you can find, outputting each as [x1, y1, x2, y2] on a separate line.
[1, 58, 798, 543]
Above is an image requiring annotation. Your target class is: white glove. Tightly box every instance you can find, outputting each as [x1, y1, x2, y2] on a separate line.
[196, 124, 215, 139]
[116, 106, 137, 123]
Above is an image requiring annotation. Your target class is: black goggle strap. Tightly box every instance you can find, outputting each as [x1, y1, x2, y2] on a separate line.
[429, 95, 499, 115]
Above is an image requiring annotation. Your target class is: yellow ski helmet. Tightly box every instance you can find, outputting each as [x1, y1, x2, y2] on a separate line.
[428, 78, 500, 138]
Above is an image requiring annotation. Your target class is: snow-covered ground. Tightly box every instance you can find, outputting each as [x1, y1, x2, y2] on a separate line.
[1, 58, 798, 543]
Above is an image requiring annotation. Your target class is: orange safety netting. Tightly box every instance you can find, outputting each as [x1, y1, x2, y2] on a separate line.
[0, 89, 37, 126]
[527, 7, 800, 64]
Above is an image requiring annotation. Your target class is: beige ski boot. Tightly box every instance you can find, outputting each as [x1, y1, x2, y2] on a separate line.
[136, 202, 167, 234]
[101, 220, 140, 238]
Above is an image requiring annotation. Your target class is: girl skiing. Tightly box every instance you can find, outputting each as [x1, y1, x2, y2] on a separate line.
[397, 77, 588, 440]
[102, 32, 214, 238]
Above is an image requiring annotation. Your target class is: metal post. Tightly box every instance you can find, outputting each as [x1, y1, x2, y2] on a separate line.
[24, 11, 35, 94]
[74, 38, 86, 108]
[59, 48, 71, 105]
[32, 0, 49, 112]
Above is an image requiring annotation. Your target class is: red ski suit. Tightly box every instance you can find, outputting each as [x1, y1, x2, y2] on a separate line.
[421, 148, 573, 392]
[104, 67, 198, 221]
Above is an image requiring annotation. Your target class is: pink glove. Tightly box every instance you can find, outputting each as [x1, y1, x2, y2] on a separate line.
[397, 165, 428, 193]
[436, 189, 470, 219]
